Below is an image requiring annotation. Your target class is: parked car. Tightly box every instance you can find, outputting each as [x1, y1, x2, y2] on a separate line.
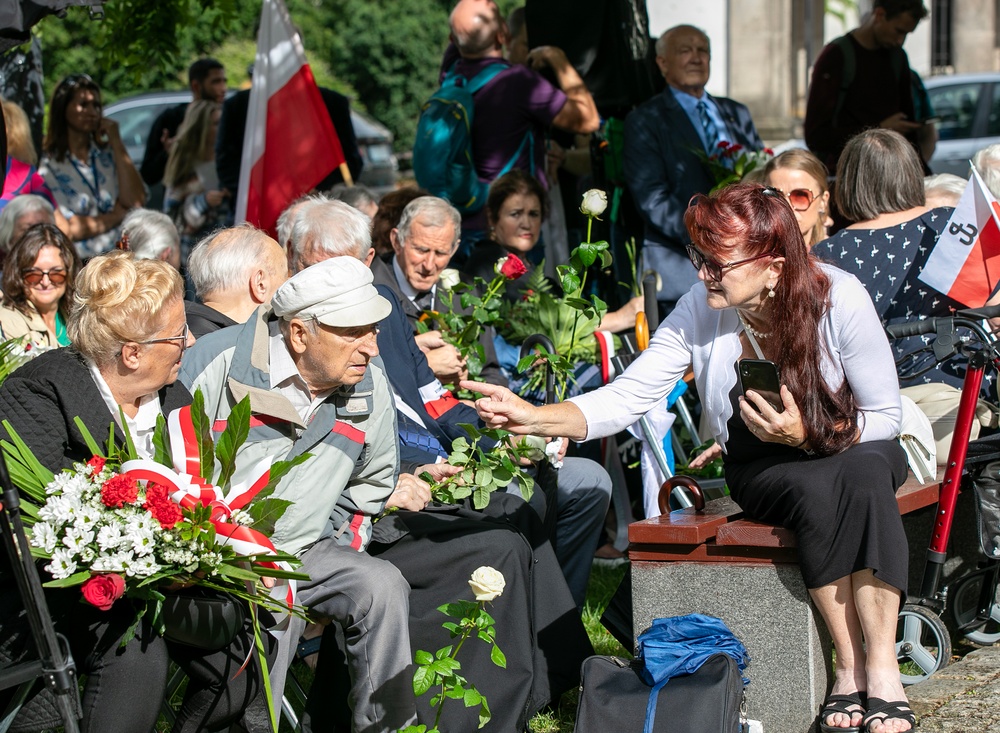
[925, 72, 1000, 177]
[104, 89, 398, 208]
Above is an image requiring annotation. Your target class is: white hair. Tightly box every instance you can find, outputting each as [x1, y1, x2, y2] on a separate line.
[395, 196, 461, 250]
[923, 173, 967, 207]
[276, 192, 329, 249]
[122, 208, 179, 261]
[973, 143, 1000, 200]
[187, 224, 280, 300]
[0, 194, 55, 251]
[286, 198, 372, 271]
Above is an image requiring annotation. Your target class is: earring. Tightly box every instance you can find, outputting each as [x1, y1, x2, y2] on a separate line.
[767, 284, 776, 298]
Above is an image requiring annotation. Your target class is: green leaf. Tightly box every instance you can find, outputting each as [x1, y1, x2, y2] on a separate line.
[463, 687, 482, 708]
[412, 665, 436, 696]
[215, 396, 251, 489]
[490, 643, 506, 669]
[152, 413, 172, 467]
[42, 570, 91, 588]
[472, 483, 492, 510]
[246, 497, 294, 536]
[434, 645, 454, 660]
[263, 452, 312, 494]
[478, 697, 492, 728]
[117, 406, 138, 461]
[72, 417, 104, 458]
[188, 390, 216, 483]
[216, 563, 261, 582]
[414, 649, 433, 666]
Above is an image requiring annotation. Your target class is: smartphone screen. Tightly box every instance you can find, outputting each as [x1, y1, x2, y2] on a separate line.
[739, 359, 784, 413]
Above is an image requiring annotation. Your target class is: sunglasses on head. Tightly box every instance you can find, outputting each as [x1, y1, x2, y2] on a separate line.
[685, 244, 775, 282]
[22, 268, 67, 286]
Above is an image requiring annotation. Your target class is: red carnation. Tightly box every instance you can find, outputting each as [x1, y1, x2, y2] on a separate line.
[717, 141, 730, 149]
[86, 455, 106, 473]
[499, 254, 527, 280]
[143, 482, 183, 529]
[100, 475, 139, 508]
[730, 143, 743, 153]
[81, 573, 126, 611]
[763, 147, 775, 155]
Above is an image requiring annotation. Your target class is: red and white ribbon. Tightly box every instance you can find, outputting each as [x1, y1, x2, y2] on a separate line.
[121, 405, 297, 628]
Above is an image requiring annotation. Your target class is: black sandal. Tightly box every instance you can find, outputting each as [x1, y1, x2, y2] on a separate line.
[861, 698, 915, 733]
[819, 692, 867, 733]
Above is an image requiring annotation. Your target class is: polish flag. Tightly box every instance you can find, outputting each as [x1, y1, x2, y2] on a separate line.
[919, 167, 1000, 307]
[235, 0, 347, 235]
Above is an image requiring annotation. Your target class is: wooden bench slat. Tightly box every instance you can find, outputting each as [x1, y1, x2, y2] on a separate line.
[627, 495, 744, 545]
[630, 471, 942, 551]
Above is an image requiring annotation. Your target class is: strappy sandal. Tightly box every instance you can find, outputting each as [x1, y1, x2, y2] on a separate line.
[819, 692, 867, 733]
[861, 698, 916, 733]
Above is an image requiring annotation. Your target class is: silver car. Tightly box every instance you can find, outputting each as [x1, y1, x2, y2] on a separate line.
[925, 73, 1000, 177]
[104, 90, 398, 202]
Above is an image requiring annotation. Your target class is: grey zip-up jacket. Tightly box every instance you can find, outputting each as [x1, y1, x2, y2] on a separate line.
[179, 306, 399, 557]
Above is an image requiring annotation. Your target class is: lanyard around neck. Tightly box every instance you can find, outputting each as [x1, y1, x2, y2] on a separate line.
[68, 146, 101, 202]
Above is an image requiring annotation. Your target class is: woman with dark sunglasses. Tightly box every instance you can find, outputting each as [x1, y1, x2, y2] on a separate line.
[764, 149, 831, 248]
[0, 223, 80, 348]
[464, 183, 914, 733]
[38, 74, 145, 259]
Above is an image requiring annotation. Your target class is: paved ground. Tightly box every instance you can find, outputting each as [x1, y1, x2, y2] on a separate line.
[906, 645, 1000, 731]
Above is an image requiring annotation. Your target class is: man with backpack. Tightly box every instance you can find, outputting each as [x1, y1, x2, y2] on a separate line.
[804, 0, 929, 175]
[413, 0, 599, 251]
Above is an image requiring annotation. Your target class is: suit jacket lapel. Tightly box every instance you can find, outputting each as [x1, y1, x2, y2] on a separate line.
[660, 90, 704, 153]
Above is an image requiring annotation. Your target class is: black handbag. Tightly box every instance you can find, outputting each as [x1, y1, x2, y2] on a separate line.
[573, 653, 746, 733]
[160, 588, 245, 651]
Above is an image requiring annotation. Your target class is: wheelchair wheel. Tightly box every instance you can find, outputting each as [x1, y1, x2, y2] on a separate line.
[949, 570, 1000, 645]
[896, 603, 952, 685]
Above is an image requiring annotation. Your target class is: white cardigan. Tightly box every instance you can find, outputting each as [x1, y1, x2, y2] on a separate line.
[571, 264, 902, 450]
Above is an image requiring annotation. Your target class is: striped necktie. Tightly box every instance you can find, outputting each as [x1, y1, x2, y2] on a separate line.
[697, 99, 719, 151]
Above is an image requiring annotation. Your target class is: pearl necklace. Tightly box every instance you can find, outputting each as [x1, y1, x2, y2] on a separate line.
[738, 312, 771, 339]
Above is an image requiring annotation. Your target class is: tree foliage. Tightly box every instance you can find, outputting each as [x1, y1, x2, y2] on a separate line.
[32, 0, 524, 152]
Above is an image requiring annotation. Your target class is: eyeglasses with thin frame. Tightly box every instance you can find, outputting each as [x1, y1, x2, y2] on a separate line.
[138, 323, 190, 351]
[772, 187, 818, 212]
[685, 244, 775, 282]
[22, 268, 68, 286]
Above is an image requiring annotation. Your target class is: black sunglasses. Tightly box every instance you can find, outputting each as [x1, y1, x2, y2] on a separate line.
[685, 244, 775, 282]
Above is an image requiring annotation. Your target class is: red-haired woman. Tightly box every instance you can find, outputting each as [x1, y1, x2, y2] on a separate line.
[463, 183, 914, 733]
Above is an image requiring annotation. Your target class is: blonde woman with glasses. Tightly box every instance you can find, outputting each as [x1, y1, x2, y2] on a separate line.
[763, 149, 831, 248]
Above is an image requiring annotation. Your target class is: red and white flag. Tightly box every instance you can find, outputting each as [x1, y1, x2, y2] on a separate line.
[236, 0, 347, 235]
[919, 167, 1000, 307]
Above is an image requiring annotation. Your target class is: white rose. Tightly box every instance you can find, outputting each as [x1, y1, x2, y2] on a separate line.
[439, 268, 461, 290]
[469, 566, 506, 602]
[517, 435, 547, 462]
[580, 188, 608, 217]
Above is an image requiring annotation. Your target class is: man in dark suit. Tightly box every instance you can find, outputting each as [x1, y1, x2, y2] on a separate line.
[624, 25, 762, 309]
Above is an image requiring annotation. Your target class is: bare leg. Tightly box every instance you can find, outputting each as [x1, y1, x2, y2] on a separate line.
[809, 577, 866, 729]
[853, 570, 911, 733]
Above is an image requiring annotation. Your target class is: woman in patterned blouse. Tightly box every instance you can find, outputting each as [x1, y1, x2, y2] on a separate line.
[38, 75, 145, 259]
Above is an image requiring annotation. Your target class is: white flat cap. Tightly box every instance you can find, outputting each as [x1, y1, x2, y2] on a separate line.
[271, 257, 392, 327]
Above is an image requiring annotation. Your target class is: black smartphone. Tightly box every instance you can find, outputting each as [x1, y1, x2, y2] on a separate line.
[739, 359, 784, 413]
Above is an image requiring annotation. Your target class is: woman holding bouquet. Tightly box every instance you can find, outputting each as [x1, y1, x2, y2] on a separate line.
[0, 251, 264, 732]
[464, 184, 914, 733]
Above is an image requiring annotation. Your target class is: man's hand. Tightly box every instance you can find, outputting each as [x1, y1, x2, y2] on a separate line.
[415, 330, 446, 353]
[526, 45, 570, 72]
[878, 112, 922, 135]
[425, 344, 467, 384]
[417, 463, 463, 483]
[160, 127, 178, 154]
[386, 473, 432, 512]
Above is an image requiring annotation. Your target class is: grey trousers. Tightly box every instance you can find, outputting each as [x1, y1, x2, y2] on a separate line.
[273, 539, 416, 733]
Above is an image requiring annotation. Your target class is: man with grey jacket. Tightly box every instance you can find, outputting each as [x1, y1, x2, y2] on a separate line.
[179, 256, 418, 733]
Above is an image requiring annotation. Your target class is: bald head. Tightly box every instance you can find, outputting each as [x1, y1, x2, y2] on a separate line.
[188, 225, 288, 322]
[655, 24, 711, 96]
[450, 0, 506, 58]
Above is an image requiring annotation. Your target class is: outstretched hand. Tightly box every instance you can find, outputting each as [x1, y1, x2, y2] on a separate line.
[739, 384, 808, 448]
[460, 380, 536, 434]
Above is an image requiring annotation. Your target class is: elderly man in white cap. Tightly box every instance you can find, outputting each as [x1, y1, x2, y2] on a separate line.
[179, 256, 418, 733]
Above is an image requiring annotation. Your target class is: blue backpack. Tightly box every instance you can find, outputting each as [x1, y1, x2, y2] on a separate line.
[412, 62, 533, 214]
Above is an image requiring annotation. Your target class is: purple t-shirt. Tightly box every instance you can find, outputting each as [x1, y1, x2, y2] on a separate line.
[442, 50, 566, 228]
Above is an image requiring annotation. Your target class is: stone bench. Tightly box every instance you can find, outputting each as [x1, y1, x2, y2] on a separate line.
[628, 473, 941, 733]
